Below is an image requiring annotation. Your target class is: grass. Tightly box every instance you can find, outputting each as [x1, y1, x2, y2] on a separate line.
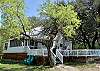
[0, 63, 50, 71]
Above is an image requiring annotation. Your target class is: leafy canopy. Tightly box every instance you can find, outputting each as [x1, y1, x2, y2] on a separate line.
[40, 1, 81, 37]
[0, 0, 31, 40]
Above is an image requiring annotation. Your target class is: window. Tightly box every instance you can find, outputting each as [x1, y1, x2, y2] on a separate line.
[24, 40, 27, 46]
[29, 40, 39, 49]
[35, 42, 38, 46]
[4, 43, 8, 50]
[60, 44, 63, 47]
[30, 40, 34, 46]
[29, 40, 34, 49]
[34, 42, 38, 49]
[10, 39, 22, 47]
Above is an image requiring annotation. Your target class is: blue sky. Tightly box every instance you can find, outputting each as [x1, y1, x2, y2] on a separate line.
[25, 0, 44, 17]
[25, 0, 69, 17]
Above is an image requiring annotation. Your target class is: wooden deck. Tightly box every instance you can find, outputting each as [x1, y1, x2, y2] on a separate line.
[3, 48, 100, 65]
[55, 49, 100, 64]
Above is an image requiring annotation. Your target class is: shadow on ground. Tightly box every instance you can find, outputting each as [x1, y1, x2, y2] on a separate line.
[0, 63, 50, 71]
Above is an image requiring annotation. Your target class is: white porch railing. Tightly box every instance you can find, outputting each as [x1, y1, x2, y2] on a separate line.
[27, 49, 48, 56]
[56, 49, 63, 64]
[66, 41, 72, 50]
[59, 49, 100, 57]
[51, 49, 56, 65]
[3, 46, 26, 53]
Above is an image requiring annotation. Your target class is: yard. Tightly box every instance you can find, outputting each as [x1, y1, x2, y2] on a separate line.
[0, 63, 49, 71]
[0, 63, 100, 71]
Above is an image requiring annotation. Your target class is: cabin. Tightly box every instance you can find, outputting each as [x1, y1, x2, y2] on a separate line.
[2, 27, 100, 65]
[2, 27, 72, 65]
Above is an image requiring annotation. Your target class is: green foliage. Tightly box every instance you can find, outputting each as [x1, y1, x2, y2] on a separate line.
[74, 0, 100, 49]
[73, 43, 87, 49]
[0, 64, 49, 71]
[0, 0, 31, 40]
[28, 16, 42, 28]
[40, 1, 81, 37]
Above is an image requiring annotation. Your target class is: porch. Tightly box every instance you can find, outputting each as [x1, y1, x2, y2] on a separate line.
[3, 46, 48, 56]
[3, 48, 100, 65]
[51, 49, 100, 65]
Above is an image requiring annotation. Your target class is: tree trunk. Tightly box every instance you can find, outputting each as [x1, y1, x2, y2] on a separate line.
[82, 37, 87, 48]
[97, 38, 100, 46]
[47, 38, 53, 67]
[92, 31, 98, 49]
[80, 27, 91, 49]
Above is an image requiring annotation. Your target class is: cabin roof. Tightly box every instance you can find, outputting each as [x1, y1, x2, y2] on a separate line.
[22, 26, 49, 40]
[26, 26, 43, 36]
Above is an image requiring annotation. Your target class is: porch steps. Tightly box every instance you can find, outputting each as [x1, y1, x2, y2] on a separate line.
[56, 57, 62, 64]
[51, 49, 63, 65]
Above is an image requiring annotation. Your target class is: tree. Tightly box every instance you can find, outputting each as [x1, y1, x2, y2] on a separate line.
[0, 0, 31, 39]
[40, 1, 80, 37]
[0, 0, 31, 51]
[40, 0, 80, 66]
[28, 16, 42, 28]
[73, 0, 100, 49]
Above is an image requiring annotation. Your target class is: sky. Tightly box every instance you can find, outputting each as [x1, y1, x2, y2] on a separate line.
[25, 0, 69, 17]
[0, 0, 69, 26]
[25, 0, 44, 17]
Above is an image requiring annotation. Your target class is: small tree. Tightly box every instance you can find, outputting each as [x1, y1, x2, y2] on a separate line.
[40, 0, 80, 66]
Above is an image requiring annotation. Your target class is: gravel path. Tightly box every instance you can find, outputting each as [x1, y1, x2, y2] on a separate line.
[50, 65, 79, 71]
[49, 64, 100, 71]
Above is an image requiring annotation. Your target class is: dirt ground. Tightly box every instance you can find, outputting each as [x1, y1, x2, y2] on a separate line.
[0, 63, 100, 71]
[49, 64, 100, 71]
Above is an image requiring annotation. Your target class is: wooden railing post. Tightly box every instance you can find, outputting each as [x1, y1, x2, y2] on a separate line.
[68, 50, 69, 56]
[77, 50, 78, 57]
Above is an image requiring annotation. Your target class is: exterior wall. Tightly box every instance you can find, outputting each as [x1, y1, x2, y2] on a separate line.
[63, 56, 100, 63]
[3, 53, 27, 60]
[63, 56, 87, 63]
[37, 43, 47, 49]
[52, 32, 72, 50]
[36, 56, 48, 65]
[3, 53, 48, 65]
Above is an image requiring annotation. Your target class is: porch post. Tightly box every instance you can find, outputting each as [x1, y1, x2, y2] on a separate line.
[27, 40, 28, 46]
[22, 40, 24, 47]
[8, 40, 10, 48]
